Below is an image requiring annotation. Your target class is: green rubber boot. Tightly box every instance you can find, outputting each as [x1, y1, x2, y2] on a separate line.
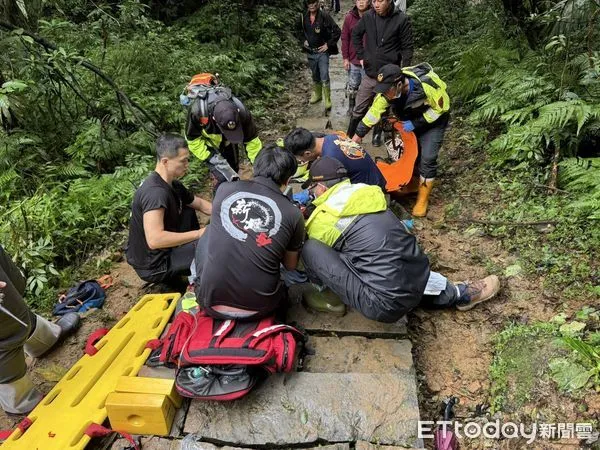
[310, 83, 322, 104]
[302, 286, 346, 316]
[322, 82, 332, 111]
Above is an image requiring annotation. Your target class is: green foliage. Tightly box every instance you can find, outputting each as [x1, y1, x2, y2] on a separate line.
[0, 0, 301, 308]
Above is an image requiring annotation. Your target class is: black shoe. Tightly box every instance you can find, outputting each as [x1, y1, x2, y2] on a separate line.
[372, 124, 383, 147]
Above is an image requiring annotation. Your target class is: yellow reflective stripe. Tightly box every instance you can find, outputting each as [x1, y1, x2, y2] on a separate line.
[245, 137, 262, 163]
[362, 94, 389, 128]
[187, 137, 211, 161]
[423, 107, 441, 123]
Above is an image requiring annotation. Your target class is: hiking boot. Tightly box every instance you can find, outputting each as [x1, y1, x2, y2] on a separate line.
[302, 287, 346, 316]
[32, 312, 81, 359]
[412, 177, 434, 217]
[310, 83, 322, 104]
[455, 275, 500, 311]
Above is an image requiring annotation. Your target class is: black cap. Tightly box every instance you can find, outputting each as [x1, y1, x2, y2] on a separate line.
[213, 101, 243, 144]
[302, 157, 348, 189]
[374, 64, 403, 94]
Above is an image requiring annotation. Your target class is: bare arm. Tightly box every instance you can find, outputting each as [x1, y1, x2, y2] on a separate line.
[189, 195, 212, 215]
[282, 250, 300, 271]
[143, 209, 204, 250]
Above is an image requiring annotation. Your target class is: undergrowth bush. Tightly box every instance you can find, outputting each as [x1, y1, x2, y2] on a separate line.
[0, 0, 302, 308]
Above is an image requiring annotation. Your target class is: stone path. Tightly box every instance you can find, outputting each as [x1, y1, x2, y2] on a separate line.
[111, 2, 423, 448]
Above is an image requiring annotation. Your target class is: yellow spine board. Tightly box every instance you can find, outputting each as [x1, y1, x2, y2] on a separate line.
[1, 293, 179, 450]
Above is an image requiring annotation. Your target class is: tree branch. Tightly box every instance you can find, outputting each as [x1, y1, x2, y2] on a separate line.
[447, 219, 558, 227]
[0, 19, 158, 136]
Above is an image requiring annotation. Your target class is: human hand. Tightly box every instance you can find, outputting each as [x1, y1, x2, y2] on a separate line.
[401, 120, 415, 132]
[343, 59, 350, 71]
[318, 43, 328, 53]
[352, 134, 362, 143]
[360, 59, 364, 68]
[304, 40, 309, 48]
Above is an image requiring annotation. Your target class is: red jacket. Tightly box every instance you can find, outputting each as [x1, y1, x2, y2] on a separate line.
[341, 7, 363, 66]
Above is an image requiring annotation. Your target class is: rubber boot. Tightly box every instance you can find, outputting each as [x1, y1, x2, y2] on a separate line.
[302, 287, 346, 316]
[412, 177, 434, 217]
[346, 92, 356, 117]
[24, 313, 80, 358]
[310, 83, 322, 104]
[322, 82, 332, 111]
[371, 124, 383, 147]
[347, 116, 361, 138]
[0, 374, 43, 414]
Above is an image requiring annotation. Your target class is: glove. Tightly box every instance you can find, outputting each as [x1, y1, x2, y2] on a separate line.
[207, 153, 239, 190]
[401, 120, 415, 132]
[292, 189, 311, 205]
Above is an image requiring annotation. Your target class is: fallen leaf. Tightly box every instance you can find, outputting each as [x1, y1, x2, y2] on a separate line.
[36, 363, 68, 382]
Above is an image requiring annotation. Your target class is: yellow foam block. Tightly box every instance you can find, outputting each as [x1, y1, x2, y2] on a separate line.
[115, 376, 182, 408]
[1, 293, 179, 450]
[106, 392, 176, 436]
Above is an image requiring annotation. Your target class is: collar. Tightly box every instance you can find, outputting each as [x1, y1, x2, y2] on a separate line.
[253, 176, 286, 196]
[312, 179, 351, 207]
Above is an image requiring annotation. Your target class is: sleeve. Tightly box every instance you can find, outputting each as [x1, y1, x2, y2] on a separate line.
[287, 211, 306, 252]
[139, 187, 169, 214]
[239, 101, 262, 163]
[398, 15, 414, 67]
[341, 15, 351, 60]
[356, 94, 390, 138]
[296, 13, 305, 45]
[327, 14, 341, 49]
[173, 181, 195, 206]
[186, 136, 211, 162]
[351, 16, 366, 60]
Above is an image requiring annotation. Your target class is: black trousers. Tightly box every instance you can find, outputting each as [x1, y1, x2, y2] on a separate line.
[135, 207, 200, 285]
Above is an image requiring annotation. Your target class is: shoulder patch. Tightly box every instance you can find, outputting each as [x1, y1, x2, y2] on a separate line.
[334, 138, 366, 160]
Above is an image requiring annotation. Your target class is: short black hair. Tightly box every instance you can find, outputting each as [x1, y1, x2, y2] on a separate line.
[283, 128, 316, 156]
[156, 133, 187, 161]
[253, 144, 298, 186]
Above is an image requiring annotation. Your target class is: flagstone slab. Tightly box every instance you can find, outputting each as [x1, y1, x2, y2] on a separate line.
[287, 302, 407, 337]
[356, 441, 426, 450]
[303, 337, 413, 373]
[184, 373, 420, 447]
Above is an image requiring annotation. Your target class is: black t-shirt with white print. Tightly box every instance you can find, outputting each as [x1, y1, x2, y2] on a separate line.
[198, 176, 305, 314]
[126, 171, 194, 271]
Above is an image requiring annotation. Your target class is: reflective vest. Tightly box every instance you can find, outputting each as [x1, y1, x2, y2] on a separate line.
[187, 132, 262, 163]
[362, 62, 450, 130]
[306, 180, 387, 247]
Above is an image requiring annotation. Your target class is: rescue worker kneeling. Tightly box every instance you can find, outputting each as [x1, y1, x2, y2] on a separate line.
[301, 157, 500, 322]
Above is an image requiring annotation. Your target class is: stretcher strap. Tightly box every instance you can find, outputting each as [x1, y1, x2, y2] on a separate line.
[85, 423, 139, 450]
[85, 328, 109, 356]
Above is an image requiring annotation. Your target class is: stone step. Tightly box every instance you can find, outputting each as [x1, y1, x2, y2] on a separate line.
[303, 336, 413, 373]
[287, 301, 407, 337]
[184, 372, 421, 447]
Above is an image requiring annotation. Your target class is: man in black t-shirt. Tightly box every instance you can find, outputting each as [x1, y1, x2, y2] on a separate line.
[126, 134, 212, 284]
[194, 144, 305, 320]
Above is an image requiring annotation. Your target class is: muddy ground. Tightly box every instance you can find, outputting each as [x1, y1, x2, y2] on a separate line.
[2, 2, 598, 448]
